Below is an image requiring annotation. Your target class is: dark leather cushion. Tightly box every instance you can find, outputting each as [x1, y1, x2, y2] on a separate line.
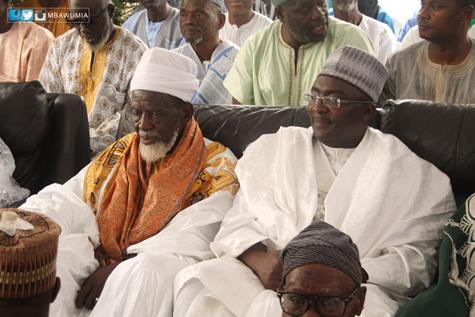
[381, 100, 475, 205]
[44, 93, 91, 186]
[0, 81, 50, 153]
[0, 81, 50, 192]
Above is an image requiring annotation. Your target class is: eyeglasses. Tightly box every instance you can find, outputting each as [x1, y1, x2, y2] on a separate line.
[277, 286, 360, 317]
[304, 94, 374, 109]
[66, 7, 108, 29]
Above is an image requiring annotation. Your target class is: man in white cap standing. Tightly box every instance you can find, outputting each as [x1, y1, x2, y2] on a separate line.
[173, 46, 455, 317]
[20, 47, 239, 317]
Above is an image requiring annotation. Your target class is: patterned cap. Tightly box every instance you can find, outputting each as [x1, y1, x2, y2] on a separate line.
[0, 209, 61, 299]
[318, 46, 388, 102]
[281, 221, 362, 285]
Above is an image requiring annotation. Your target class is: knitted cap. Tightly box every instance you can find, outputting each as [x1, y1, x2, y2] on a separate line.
[0, 209, 61, 299]
[318, 46, 388, 102]
[282, 221, 362, 285]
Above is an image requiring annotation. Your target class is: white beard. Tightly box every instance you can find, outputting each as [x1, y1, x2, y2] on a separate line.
[139, 131, 179, 163]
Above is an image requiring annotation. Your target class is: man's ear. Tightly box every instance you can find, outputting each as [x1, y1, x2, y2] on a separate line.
[354, 286, 367, 316]
[363, 104, 376, 122]
[463, 4, 474, 22]
[217, 12, 226, 30]
[107, 3, 115, 20]
[51, 277, 61, 303]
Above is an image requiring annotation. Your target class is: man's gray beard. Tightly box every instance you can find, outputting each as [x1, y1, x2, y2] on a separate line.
[139, 131, 179, 163]
[84, 23, 112, 52]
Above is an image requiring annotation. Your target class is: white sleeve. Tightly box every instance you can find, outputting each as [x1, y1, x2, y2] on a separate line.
[19, 164, 100, 246]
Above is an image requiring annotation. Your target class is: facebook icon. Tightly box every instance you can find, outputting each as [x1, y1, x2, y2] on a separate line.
[7, 8, 21, 23]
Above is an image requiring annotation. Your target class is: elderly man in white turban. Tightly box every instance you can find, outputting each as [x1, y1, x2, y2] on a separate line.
[173, 46, 455, 317]
[19, 47, 239, 317]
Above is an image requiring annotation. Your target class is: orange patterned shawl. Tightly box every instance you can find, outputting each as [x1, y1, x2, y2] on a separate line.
[96, 119, 206, 261]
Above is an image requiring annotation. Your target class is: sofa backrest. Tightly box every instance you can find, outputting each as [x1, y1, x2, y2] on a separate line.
[0, 81, 91, 194]
[0, 81, 50, 193]
[381, 100, 475, 205]
[194, 101, 475, 205]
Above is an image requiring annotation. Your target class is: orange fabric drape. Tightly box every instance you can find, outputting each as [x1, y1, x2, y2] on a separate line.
[97, 119, 206, 261]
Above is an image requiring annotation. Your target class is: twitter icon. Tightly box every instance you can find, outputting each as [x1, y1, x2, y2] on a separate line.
[21, 9, 34, 22]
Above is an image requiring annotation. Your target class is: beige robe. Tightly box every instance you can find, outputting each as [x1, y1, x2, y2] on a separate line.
[0, 23, 54, 82]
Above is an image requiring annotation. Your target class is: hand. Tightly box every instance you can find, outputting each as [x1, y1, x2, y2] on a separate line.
[75, 262, 120, 310]
[239, 243, 283, 291]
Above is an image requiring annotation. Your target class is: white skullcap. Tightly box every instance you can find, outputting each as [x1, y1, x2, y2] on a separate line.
[130, 47, 199, 102]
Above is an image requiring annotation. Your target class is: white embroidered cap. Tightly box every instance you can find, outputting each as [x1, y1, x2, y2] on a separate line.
[318, 46, 388, 102]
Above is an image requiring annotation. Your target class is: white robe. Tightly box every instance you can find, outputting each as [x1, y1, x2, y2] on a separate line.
[20, 138, 237, 317]
[174, 127, 455, 317]
[219, 12, 272, 47]
[359, 15, 400, 63]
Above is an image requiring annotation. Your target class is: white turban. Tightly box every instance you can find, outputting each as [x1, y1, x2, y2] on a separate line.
[130, 47, 199, 102]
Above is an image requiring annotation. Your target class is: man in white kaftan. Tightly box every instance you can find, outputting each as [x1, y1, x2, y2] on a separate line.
[39, 0, 147, 154]
[175, 0, 239, 105]
[21, 48, 238, 317]
[173, 47, 455, 317]
[122, 0, 184, 49]
[220, 0, 272, 47]
[332, 0, 399, 63]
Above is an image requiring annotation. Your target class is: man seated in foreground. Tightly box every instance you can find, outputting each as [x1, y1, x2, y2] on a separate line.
[382, 0, 475, 104]
[40, 0, 147, 154]
[173, 46, 455, 317]
[277, 221, 366, 317]
[21, 47, 238, 317]
[175, 0, 239, 104]
[0, 208, 61, 317]
[223, 0, 374, 106]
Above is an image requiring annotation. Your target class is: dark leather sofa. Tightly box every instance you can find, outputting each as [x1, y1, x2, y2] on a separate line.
[195, 100, 475, 207]
[0, 81, 91, 195]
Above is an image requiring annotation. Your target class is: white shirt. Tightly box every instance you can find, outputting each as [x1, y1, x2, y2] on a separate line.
[219, 11, 272, 47]
[359, 14, 400, 63]
[313, 142, 355, 221]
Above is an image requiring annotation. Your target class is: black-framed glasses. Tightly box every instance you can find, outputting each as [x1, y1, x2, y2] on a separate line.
[277, 286, 360, 317]
[66, 7, 108, 29]
[304, 94, 374, 109]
